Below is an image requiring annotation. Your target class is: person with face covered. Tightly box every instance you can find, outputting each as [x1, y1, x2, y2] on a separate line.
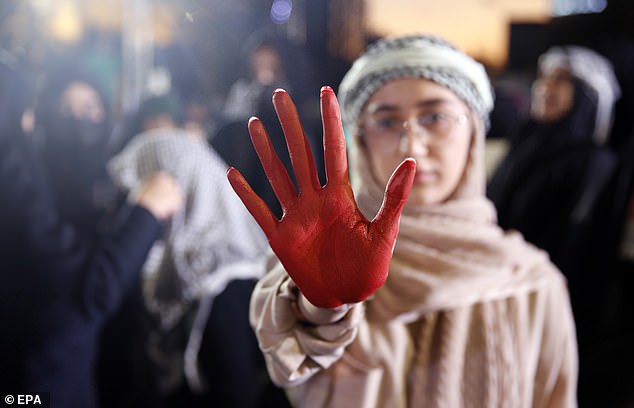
[33, 69, 118, 233]
[0, 66, 184, 408]
[227, 34, 578, 407]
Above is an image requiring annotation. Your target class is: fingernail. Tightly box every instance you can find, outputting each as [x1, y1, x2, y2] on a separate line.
[321, 86, 340, 118]
[272, 89, 288, 105]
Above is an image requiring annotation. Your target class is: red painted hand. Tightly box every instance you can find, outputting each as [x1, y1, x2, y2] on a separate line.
[227, 87, 416, 308]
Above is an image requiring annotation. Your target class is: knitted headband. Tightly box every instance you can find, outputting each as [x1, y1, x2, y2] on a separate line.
[538, 46, 621, 145]
[338, 34, 494, 131]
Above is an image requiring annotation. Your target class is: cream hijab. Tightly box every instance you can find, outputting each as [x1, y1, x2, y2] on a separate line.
[348, 89, 557, 322]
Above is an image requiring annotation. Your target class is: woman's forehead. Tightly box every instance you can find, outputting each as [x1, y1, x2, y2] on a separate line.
[538, 65, 572, 79]
[364, 78, 464, 115]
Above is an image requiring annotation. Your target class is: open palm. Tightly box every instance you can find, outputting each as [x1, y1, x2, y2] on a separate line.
[227, 87, 415, 308]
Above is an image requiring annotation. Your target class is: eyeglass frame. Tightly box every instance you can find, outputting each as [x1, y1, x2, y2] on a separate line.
[358, 110, 469, 153]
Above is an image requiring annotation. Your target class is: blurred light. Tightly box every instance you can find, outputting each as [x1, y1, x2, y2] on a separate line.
[552, 0, 607, 16]
[48, 0, 83, 43]
[153, 5, 175, 47]
[84, 1, 122, 30]
[270, 0, 292, 24]
[147, 66, 171, 96]
[29, 0, 55, 15]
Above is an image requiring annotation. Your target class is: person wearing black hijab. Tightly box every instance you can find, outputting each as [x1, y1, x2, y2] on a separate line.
[33, 68, 117, 234]
[0, 60, 184, 407]
[487, 46, 623, 406]
[488, 46, 620, 271]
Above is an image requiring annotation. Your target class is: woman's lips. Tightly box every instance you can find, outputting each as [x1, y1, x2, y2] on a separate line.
[414, 168, 437, 183]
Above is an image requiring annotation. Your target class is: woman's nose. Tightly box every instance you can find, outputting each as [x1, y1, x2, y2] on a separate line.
[399, 123, 430, 155]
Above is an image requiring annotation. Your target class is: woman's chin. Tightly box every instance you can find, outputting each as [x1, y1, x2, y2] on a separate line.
[407, 185, 444, 206]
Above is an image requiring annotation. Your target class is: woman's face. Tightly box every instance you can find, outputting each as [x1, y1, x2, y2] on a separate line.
[359, 78, 473, 206]
[251, 45, 283, 86]
[530, 67, 574, 123]
[59, 81, 105, 123]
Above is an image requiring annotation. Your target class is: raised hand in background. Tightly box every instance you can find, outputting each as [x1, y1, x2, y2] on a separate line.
[132, 171, 183, 221]
[227, 86, 415, 308]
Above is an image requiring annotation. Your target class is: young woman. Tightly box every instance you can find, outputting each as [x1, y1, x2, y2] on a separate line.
[228, 34, 578, 407]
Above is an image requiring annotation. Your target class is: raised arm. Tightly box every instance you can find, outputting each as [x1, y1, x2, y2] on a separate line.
[227, 86, 416, 308]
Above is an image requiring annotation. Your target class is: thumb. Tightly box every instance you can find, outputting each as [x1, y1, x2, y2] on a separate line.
[227, 167, 277, 238]
[372, 158, 416, 238]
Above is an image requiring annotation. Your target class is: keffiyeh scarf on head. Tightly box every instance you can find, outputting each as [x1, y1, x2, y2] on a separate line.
[109, 129, 268, 391]
[109, 129, 267, 327]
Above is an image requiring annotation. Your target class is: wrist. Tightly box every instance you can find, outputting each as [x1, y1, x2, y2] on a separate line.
[297, 292, 353, 325]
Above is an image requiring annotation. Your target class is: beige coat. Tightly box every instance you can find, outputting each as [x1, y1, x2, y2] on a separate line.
[251, 252, 577, 408]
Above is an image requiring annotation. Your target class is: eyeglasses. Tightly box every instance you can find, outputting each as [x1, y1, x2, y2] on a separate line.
[361, 111, 468, 153]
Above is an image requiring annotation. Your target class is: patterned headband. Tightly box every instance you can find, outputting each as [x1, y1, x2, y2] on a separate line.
[338, 34, 494, 130]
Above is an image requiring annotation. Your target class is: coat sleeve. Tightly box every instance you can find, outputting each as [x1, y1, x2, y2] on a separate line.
[249, 255, 364, 387]
[532, 272, 579, 408]
[79, 203, 163, 321]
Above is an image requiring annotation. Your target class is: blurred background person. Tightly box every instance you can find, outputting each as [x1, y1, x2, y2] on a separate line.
[487, 45, 625, 406]
[31, 67, 119, 234]
[488, 46, 620, 267]
[182, 92, 215, 140]
[0, 59, 183, 408]
[102, 94, 282, 408]
[221, 30, 314, 124]
[212, 30, 323, 219]
[222, 33, 290, 121]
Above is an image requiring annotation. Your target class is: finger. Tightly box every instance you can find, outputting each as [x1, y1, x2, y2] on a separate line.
[248, 117, 297, 209]
[227, 167, 277, 238]
[272, 89, 321, 192]
[320, 86, 348, 186]
[371, 158, 416, 239]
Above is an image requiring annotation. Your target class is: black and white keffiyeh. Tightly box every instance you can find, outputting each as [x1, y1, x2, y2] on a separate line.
[109, 128, 268, 391]
[110, 128, 267, 326]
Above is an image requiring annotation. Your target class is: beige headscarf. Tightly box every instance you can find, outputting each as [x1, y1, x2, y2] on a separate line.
[340, 34, 557, 321]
